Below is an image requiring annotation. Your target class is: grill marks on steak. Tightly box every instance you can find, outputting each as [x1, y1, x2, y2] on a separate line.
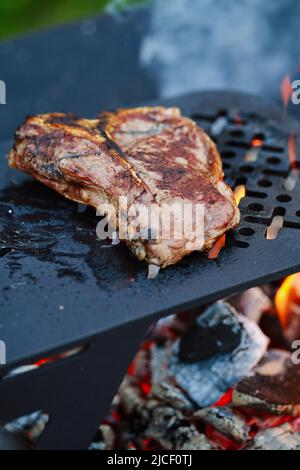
[10, 113, 151, 209]
[100, 107, 240, 264]
[8, 107, 240, 268]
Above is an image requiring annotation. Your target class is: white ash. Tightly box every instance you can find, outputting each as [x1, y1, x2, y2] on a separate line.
[228, 287, 272, 324]
[143, 402, 214, 450]
[150, 382, 193, 413]
[4, 411, 49, 442]
[193, 406, 250, 444]
[89, 424, 115, 450]
[232, 349, 300, 416]
[247, 422, 300, 450]
[169, 302, 268, 407]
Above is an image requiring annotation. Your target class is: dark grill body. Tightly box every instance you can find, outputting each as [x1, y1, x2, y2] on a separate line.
[0, 90, 300, 449]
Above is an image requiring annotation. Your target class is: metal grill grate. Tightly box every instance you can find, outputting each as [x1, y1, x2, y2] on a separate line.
[1, 90, 300, 450]
[1, 90, 300, 368]
[185, 96, 300, 253]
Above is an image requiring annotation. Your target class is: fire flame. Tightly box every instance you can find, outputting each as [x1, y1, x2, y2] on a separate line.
[288, 132, 298, 170]
[275, 273, 300, 328]
[234, 185, 246, 206]
[208, 234, 226, 259]
[251, 138, 263, 147]
[208, 185, 245, 259]
[234, 114, 243, 125]
[281, 75, 293, 109]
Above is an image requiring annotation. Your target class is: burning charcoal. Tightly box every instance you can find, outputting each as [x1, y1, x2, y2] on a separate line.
[232, 349, 300, 416]
[90, 424, 116, 450]
[4, 411, 49, 442]
[247, 422, 300, 450]
[144, 402, 214, 450]
[150, 382, 193, 412]
[259, 308, 288, 350]
[210, 116, 227, 137]
[132, 349, 151, 382]
[119, 378, 146, 415]
[169, 302, 268, 407]
[275, 273, 300, 343]
[193, 406, 249, 444]
[150, 343, 172, 386]
[228, 287, 271, 323]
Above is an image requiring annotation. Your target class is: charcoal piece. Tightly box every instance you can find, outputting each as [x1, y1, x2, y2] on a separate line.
[4, 411, 49, 442]
[194, 406, 249, 444]
[247, 423, 300, 450]
[259, 309, 288, 350]
[169, 302, 268, 407]
[150, 343, 172, 386]
[233, 349, 300, 416]
[90, 424, 115, 450]
[179, 322, 241, 362]
[150, 382, 193, 412]
[228, 287, 271, 323]
[119, 378, 147, 415]
[144, 403, 214, 450]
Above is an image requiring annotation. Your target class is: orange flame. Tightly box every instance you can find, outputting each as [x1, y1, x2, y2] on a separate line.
[234, 114, 243, 125]
[275, 273, 300, 328]
[251, 138, 263, 147]
[208, 234, 226, 259]
[288, 132, 298, 170]
[208, 184, 245, 259]
[234, 185, 246, 206]
[281, 75, 293, 109]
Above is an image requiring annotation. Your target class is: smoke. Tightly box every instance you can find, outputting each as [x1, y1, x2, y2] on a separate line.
[140, 0, 300, 99]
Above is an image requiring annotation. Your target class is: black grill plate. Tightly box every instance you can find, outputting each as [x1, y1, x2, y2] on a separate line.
[1, 91, 300, 366]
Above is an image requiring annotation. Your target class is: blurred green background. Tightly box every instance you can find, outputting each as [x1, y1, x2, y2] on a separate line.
[0, 0, 144, 40]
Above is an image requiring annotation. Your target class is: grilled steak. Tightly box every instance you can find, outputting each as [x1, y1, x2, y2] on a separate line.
[8, 107, 240, 271]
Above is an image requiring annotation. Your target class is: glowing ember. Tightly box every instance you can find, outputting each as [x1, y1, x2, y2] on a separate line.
[234, 114, 244, 126]
[281, 75, 293, 109]
[208, 234, 226, 259]
[234, 185, 246, 206]
[34, 357, 53, 367]
[275, 273, 300, 328]
[265, 215, 284, 240]
[288, 132, 298, 170]
[251, 138, 263, 147]
[214, 388, 233, 406]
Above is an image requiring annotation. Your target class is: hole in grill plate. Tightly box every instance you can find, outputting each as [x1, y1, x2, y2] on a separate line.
[247, 190, 267, 199]
[276, 194, 292, 203]
[252, 132, 265, 141]
[221, 150, 235, 159]
[228, 237, 250, 248]
[239, 165, 254, 173]
[239, 227, 255, 236]
[263, 145, 284, 153]
[235, 176, 247, 186]
[266, 157, 281, 165]
[257, 179, 272, 188]
[296, 210, 300, 218]
[226, 140, 250, 149]
[263, 168, 288, 177]
[191, 113, 215, 122]
[229, 129, 245, 138]
[247, 203, 264, 212]
[273, 207, 286, 216]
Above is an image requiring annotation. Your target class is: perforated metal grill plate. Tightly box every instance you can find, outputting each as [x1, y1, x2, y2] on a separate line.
[1, 91, 300, 366]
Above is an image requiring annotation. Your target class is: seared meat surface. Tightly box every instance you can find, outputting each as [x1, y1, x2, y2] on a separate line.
[8, 107, 240, 269]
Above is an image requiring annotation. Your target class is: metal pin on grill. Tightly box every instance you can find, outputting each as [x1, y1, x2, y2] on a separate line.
[244, 136, 263, 162]
[210, 116, 228, 137]
[283, 132, 299, 191]
[265, 215, 284, 240]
